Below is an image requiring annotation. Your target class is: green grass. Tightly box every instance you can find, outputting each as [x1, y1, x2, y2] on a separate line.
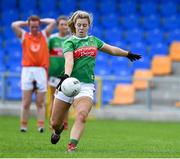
[0, 115, 180, 158]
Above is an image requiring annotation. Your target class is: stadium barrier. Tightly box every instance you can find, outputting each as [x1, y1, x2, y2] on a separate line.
[0, 73, 180, 111]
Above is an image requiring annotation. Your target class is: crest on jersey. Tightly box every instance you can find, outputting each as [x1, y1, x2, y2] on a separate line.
[89, 37, 94, 46]
[30, 43, 41, 52]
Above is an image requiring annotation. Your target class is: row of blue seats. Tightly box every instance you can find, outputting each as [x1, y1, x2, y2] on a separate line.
[0, 40, 169, 59]
[0, 76, 115, 104]
[0, 75, 128, 103]
[0, 46, 166, 77]
[1, 15, 179, 35]
[1, 8, 179, 26]
[1, 27, 180, 49]
[0, 0, 179, 16]
[0, 77, 38, 100]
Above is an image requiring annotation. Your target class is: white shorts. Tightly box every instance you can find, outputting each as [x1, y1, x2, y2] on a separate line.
[48, 76, 60, 87]
[54, 83, 95, 104]
[21, 67, 47, 92]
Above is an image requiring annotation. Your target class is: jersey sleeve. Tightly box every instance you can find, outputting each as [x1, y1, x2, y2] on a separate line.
[93, 36, 104, 49]
[63, 40, 74, 54]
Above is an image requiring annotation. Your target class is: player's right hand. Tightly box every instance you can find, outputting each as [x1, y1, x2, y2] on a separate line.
[56, 74, 69, 91]
[126, 51, 142, 62]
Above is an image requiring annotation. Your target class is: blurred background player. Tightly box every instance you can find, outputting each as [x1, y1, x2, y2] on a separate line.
[11, 15, 56, 133]
[50, 10, 141, 152]
[48, 16, 69, 130]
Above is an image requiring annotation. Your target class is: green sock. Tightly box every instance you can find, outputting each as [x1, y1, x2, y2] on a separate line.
[70, 138, 78, 146]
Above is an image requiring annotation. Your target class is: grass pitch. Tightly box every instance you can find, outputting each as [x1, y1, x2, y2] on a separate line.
[0, 115, 180, 158]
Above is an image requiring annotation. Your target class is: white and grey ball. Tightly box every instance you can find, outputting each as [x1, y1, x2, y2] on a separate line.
[61, 77, 81, 97]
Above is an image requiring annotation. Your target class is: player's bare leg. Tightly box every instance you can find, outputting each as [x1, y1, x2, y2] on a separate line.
[35, 91, 46, 133]
[68, 96, 93, 152]
[20, 90, 33, 132]
[49, 86, 69, 130]
[63, 114, 69, 130]
[50, 98, 70, 144]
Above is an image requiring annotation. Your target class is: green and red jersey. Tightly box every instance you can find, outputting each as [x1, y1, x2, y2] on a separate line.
[48, 33, 69, 77]
[63, 35, 104, 83]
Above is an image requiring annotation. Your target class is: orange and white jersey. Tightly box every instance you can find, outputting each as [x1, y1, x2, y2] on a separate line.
[20, 30, 49, 70]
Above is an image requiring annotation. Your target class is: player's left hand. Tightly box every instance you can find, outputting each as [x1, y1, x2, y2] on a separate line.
[126, 51, 142, 62]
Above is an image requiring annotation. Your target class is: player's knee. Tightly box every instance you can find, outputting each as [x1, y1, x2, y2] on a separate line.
[22, 102, 31, 110]
[36, 100, 44, 108]
[76, 111, 88, 123]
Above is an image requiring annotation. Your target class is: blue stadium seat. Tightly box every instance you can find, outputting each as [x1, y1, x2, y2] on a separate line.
[111, 57, 129, 69]
[113, 67, 133, 84]
[0, 49, 6, 72]
[111, 41, 128, 50]
[6, 77, 21, 100]
[101, 14, 120, 29]
[1, 10, 19, 25]
[96, 52, 110, 63]
[39, 0, 57, 13]
[166, 29, 180, 44]
[142, 15, 160, 30]
[41, 11, 59, 19]
[90, 27, 104, 39]
[104, 28, 122, 44]
[7, 62, 21, 73]
[20, 10, 40, 20]
[125, 29, 144, 43]
[139, 2, 157, 16]
[99, 0, 116, 15]
[59, 0, 77, 15]
[132, 57, 151, 72]
[0, 0, 17, 11]
[6, 46, 22, 71]
[0, 37, 2, 48]
[162, 15, 180, 31]
[6, 45, 22, 57]
[102, 79, 115, 104]
[159, 2, 177, 17]
[19, 0, 37, 12]
[149, 43, 169, 58]
[0, 49, 4, 59]
[129, 42, 148, 58]
[4, 39, 22, 52]
[121, 14, 140, 30]
[119, 1, 137, 15]
[0, 61, 6, 72]
[111, 57, 132, 83]
[145, 29, 164, 45]
[94, 62, 112, 77]
[79, 0, 97, 12]
[92, 14, 101, 28]
[3, 26, 16, 40]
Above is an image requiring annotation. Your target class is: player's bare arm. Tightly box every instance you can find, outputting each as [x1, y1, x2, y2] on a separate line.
[101, 43, 142, 62]
[100, 43, 128, 56]
[64, 51, 74, 76]
[40, 18, 56, 37]
[11, 21, 28, 38]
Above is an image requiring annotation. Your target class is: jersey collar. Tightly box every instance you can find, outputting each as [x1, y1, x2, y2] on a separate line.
[73, 35, 89, 39]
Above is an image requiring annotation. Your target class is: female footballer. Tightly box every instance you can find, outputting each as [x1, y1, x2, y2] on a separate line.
[50, 10, 141, 152]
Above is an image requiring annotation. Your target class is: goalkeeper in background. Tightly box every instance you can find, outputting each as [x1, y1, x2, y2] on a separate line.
[48, 16, 69, 130]
[11, 16, 56, 133]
